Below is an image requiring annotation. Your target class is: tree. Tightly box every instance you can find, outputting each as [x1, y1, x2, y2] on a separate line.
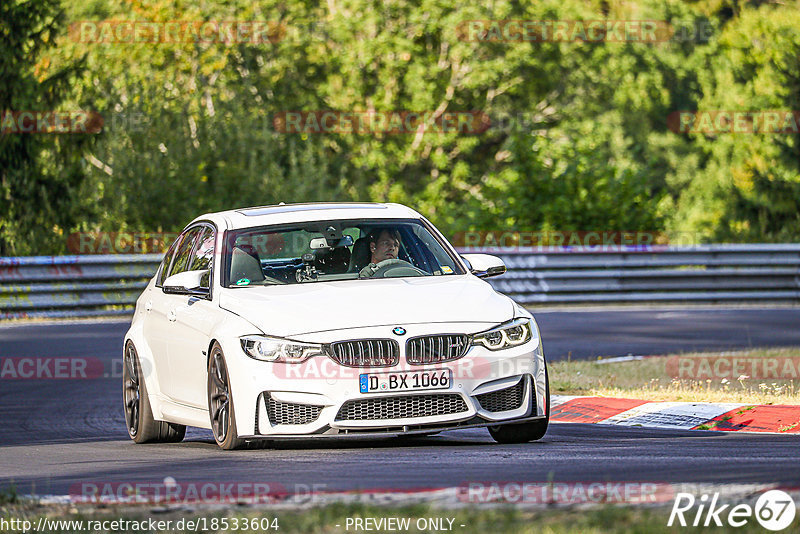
[674, 5, 800, 241]
[0, 0, 90, 255]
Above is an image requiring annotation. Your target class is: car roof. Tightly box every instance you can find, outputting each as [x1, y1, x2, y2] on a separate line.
[189, 202, 423, 230]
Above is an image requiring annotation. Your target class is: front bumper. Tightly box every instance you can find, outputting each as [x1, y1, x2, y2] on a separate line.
[223, 323, 547, 438]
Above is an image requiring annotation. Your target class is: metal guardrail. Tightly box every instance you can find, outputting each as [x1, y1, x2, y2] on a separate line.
[485, 244, 800, 304]
[1, 244, 799, 319]
[0, 254, 162, 319]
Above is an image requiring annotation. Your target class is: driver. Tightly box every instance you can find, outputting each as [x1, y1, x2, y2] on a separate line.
[368, 228, 401, 264]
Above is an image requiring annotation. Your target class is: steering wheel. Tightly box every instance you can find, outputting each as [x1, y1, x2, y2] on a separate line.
[358, 258, 427, 279]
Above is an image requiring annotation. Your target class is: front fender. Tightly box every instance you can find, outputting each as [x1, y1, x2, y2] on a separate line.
[124, 282, 169, 419]
[207, 312, 266, 436]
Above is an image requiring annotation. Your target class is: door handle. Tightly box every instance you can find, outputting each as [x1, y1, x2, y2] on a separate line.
[145, 301, 153, 312]
[167, 309, 177, 322]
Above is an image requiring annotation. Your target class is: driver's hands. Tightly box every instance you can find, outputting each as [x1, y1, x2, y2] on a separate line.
[358, 262, 381, 279]
[359, 258, 422, 279]
[358, 258, 407, 278]
[358, 259, 401, 278]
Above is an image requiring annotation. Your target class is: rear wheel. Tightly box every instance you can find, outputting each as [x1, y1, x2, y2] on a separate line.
[123, 341, 185, 443]
[208, 343, 246, 450]
[488, 366, 550, 444]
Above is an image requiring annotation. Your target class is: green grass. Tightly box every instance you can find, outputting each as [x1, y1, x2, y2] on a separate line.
[0, 483, 18, 505]
[550, 347, 800, 404]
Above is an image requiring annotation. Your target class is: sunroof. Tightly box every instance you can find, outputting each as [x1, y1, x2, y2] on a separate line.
[237, 204, 388, 217]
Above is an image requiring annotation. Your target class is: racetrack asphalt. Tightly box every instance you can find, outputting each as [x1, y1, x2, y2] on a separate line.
[2, 307, 799, 363]
[1, 307, 799, 496]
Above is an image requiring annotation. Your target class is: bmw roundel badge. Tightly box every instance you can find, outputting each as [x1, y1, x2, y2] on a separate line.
[392, 327, 406, 336]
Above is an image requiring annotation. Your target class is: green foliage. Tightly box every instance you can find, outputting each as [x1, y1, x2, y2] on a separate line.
[0, 483, 18, 504]
[2, 0, 799, 253]
[678, 5, 800, 241]
[0, 0, 91, 255]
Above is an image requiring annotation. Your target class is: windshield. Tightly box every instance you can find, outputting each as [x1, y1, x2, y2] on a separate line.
[223, 218, 465, 287]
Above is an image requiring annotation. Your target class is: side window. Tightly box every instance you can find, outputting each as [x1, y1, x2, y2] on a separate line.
[189, 226, 215, 288]
[167, 227, 202, 278]
[156, 236, 182, 287]
[342, 227, 360, 250]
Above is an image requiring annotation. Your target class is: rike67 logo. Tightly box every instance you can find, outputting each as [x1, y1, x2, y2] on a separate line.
[668, 490, 796, 530]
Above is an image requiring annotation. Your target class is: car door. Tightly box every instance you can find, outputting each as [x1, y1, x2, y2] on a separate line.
[141, 233, 185, 397]
[148, 226, 202, 400]
[165, 224, 218, 408]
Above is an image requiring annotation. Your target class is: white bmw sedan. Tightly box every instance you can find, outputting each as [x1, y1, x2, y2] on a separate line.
[123, 203, 549, 449]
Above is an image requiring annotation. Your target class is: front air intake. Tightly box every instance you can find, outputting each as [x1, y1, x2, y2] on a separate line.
[475, 379, 527, 413]
[265, 394, 323, 425]
[335, 394, 469, 421]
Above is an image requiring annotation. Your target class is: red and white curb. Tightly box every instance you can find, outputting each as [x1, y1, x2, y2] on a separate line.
[32, 483, 800, 510]
[550, 395, 800, 433]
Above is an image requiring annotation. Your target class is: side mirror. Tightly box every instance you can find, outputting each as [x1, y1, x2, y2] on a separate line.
[461, 254, 506, 279]
[163, 269, 210, 296]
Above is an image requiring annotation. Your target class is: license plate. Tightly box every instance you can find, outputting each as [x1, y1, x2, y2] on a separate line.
[359, 369, 452, 393]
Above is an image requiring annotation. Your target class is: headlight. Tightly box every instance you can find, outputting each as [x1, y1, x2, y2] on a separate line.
[240, 335, 324, 363]
[472, 318, 533, 350]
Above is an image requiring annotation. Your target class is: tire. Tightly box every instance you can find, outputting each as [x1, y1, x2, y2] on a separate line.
[488, 365, 550, 444]
[123, 341, 186, 444]
[208, 343, 246, 450]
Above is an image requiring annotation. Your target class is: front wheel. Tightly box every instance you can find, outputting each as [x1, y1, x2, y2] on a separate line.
[208, 343, 246, 450]
[123, 341, 185, 443]
[488, 367, 550, 444]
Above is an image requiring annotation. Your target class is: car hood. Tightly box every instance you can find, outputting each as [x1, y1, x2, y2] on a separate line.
[218, 275, 514, 338]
